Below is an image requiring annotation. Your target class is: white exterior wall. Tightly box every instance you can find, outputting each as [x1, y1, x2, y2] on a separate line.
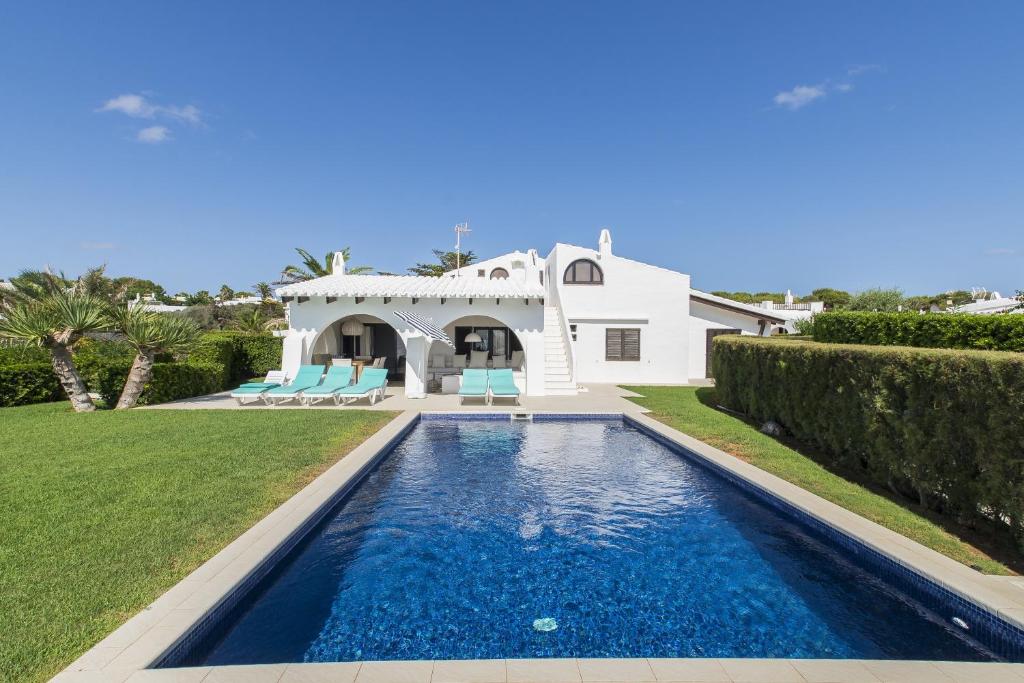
[546, 241, 691, 385]
[283, 296, 545, 396]
[687, 301, 769, 379]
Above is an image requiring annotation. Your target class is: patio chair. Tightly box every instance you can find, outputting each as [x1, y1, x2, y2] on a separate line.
[469, 349, 488, 368]
[372, 356, 387, 368]
[262, 365, 326, 406]
[331, 357, 353, 367]
[299, 365, 354, 406]
[487, 368, 520, 405]
[230, 370, 287, 405]
[335, 368, 389, 405]
[458, 369, 489, 405]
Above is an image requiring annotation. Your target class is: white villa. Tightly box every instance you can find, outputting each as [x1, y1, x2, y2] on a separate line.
[276, 230, 787, 398]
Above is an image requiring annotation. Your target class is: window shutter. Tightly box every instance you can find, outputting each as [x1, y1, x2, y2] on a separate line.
[606, 329, 622, 361]
[623, 329, 640, 361]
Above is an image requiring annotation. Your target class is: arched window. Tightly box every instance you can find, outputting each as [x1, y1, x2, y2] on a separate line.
[490, 268, 509, 280]
[563, 259, 603, 285]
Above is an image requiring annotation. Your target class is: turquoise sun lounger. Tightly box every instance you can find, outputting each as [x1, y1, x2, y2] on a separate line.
[335, 367, 389, 405]
[262, 365, 326, 405]
[299, 365, 355, 405]
[458, 368, 489, 405]
[487, 368, 520, 405]
[230, 370, 288, 404]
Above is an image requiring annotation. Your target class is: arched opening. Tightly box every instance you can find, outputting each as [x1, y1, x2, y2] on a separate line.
[489, 267, 509, 280]
[424, 315, 526, 394]
[563, 259, 603, 285]
[309, 314, 407, 381]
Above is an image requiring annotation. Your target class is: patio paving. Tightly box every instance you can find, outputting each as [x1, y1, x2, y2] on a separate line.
[145, 382, 665, 413]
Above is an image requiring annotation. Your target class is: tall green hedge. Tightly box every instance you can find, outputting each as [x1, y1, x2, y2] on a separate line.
[712, 336, 1024, 548]
[0, 364, 62, 407]
[812, 311, 1024, 351]
[0, 333, 282, 408]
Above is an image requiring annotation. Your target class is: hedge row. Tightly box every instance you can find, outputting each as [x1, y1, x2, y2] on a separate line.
[812, 311, 1024, 351]
[78, 359, 227, 406]
[0, 363, 62, 407]
[0, 332, 282, 408]
[712, 336, 1024, 548]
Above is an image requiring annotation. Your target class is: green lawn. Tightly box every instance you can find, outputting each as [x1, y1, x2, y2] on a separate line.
[624, 386, 1014, 576]
[0, 403, 399, 683]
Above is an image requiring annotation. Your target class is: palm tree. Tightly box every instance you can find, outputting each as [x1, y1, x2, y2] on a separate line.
[218, 284, 235, 302]
[254, 281, 274, 303]
[0, 270, 109, 412]
[280, 247, 373, 283]
[111, 305, 200, 409]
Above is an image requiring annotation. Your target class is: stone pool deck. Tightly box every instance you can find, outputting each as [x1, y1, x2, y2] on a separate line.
[55, 406, 1024, 683]
[144, 382, 656, 413]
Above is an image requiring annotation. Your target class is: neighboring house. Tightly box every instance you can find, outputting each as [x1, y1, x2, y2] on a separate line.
[953, 291, 1023, 315]
[749, 290, 824, 330]
[276, 229, 785, 397]
[128, 293, 188, 313]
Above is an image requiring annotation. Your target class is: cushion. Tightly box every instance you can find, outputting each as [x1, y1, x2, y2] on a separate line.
[491, 355, 506, 368]
[510, 350, 525, 369]
[431, 354, 446, 368]
[453, 354, 467, 368]
[469, 349, 488, 368]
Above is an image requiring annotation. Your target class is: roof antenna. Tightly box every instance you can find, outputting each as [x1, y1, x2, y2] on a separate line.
[454, 221, 471, 277]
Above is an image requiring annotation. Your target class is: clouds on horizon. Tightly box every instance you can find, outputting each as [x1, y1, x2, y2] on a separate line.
[96, 92, 201, 143]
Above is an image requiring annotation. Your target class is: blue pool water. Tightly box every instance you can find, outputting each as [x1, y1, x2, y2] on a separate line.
[191, 418, 997, 664]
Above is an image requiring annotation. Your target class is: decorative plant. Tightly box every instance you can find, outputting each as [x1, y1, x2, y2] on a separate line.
[109, 305, 201, 409]
[281, 247, 373, 282]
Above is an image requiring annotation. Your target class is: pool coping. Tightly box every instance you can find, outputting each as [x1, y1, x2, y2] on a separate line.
[53, 410, 1024, 682]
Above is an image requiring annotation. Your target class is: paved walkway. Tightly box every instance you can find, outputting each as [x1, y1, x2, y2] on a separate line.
[147, 382, 660, 413]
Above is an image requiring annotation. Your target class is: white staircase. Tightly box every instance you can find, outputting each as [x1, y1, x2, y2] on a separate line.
[543, 306, 578, 395]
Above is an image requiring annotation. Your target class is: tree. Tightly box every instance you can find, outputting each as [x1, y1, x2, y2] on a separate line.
[809, 288, 851, 310]
[230, 306, 285, 333]
[847, 287, 905, 312]
[111, 306, 200, 409]
[0, 270, 110, 412]
[408, 249, 478, 277]
[218, 284, 235, 302]
[112, 277, 169, 303]
[254, 281, 274, 302]
[187, 290, 214, 306]
[281, 247, 373, 282]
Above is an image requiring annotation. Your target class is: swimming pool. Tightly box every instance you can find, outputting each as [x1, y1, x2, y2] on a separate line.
[175, 416, 1006, 665]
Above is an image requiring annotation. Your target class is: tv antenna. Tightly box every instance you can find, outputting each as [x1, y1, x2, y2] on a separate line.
[454, 222, 471, 277]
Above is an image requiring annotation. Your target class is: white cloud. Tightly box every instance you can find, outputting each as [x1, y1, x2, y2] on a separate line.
[137, 126, 171, 143]
[985, 247, 1017, 256]
[773, 85, 827, 110]
[80, 241, 116, 250]
[97, 93, 202, 125]
[98, 93, 156, 118]
[834, 83, 854, 93]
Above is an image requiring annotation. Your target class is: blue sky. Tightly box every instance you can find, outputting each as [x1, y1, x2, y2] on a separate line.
[1, 2, 1022, 295]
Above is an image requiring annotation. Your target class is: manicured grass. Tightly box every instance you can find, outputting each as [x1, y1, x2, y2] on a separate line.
[0, 403, 399, 683]
[624, 386, 1014, 576]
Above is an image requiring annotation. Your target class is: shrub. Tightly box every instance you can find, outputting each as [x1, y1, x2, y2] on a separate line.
[79, 359, 226, 406]
[0, 363, 62, 407]
[813, 311, 1024, 352]
[187, 332, 282, 383]
[232, 333, 282, 376]
[712, 336, 1024, 548]
[0, 345, 49, 365]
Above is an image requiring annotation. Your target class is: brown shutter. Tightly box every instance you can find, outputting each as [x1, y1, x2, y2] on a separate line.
[606, 329, 622, 361]
[622, 329, 640, 360]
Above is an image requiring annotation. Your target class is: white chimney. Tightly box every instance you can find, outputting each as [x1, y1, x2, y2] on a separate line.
[331, 251, 347, 276]
[598, 228, 613, 258]
[785, 289, 794, 305]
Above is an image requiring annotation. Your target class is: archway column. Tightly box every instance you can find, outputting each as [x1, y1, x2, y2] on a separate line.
[518, 328, 545, 396]
[403, 335, 431, 399]
[282, 330, 317, 379]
